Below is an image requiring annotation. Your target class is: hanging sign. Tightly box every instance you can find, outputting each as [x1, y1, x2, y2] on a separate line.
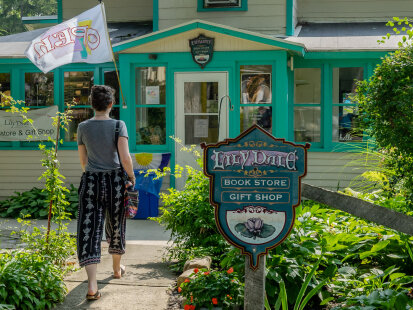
[189, 34, 214, 68]
[0, 106, 57, 141]
[202, 125, 309, 269]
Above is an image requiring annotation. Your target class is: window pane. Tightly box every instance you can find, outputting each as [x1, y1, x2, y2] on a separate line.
[332, 67, 363, 104]
[185, 115, 218, 144]
[0, 73, 11, 106]
[136, 67, 166, 105]
[241, 65, 272, 104]
[136, 107, 166, 145]
[104, 70, 120, 105]
[184, 82, 218, 113]
[25, 72, 54, 106]
[204, 0, 241, 8]
[65, 108, 93, 142]
[241, 106, 272, 132]
[64, 71, 93, 106]
[333, 106, 363, 142]
[294, 106, 321, 142]
[294, 68, 321, 104]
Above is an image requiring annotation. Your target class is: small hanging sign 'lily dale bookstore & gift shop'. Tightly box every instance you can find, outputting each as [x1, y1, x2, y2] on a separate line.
[202, 125, 309, 309]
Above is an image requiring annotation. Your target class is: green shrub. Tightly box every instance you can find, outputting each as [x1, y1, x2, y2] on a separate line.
[0, 251, 67, 309]
[0, 185, 78, 219]
[152, 165, 230, 269]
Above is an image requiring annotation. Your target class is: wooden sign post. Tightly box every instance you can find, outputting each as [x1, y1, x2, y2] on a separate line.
[202, 125, 309, 309]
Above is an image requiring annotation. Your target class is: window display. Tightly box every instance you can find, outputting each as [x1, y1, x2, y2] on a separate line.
[294, 68, 321, 142]
[25, 72, 54, 106]
[241, 65, 272, 104]
[332, 67, 364, 142]
[135, 67, 166, 145]
[241, 106, 272, 132]
[64, 71, 93, 106]
[0, 73, 10, 105]
[65, 108, 93, 142]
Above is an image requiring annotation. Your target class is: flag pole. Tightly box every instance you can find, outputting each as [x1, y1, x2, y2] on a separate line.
[100, 2, 127, 109]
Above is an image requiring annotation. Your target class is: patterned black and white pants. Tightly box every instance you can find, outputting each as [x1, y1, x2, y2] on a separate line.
[77, 168, 127, 267]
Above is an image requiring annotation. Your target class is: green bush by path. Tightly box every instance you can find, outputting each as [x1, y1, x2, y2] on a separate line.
[0, 185, 79, 219]
[0, 218, 77, 309]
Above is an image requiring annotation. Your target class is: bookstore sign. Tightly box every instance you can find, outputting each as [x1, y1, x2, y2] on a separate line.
[0, 106, 57, 141]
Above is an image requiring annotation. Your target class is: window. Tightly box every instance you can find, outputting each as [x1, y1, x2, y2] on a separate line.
[0, 73, 11, 105]
[25, 72, 54, 106]
[240, 65, 272, 133]
[198, 0, 247, 11]
[332, 67, 364, 142]
[294, 68, 321, 143]
[135, 67, 166, 145]
[64, 71, 94, 142]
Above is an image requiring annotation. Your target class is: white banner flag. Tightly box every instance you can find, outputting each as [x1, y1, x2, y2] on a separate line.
[0, 106, 58, 141]
[25, 4, 112, 73]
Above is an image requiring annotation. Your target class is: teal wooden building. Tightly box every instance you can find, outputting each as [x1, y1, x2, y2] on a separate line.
[0, 0, 411, 199]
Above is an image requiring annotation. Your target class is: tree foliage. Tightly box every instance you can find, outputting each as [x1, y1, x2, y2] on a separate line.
[0, 0, 57, 35]
[356, 27, 413, 205]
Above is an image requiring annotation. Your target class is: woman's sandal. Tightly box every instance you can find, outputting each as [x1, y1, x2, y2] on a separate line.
[113, 265, 126, 279]
[86, 291, 101, 300]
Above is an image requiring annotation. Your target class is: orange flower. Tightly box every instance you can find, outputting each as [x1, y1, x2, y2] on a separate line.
[191, 295, 194, 303]
[204, 271, 210, 275]
[227, 294, 232, 300]
[194, 268, 199, 273]
[184, 278, 190, 283]
[227, 267, 234, 274]
[178, 287, 182, 293]
[212, 298, 218, 305]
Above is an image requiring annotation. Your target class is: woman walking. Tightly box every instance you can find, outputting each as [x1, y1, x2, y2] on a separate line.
[76, 85, 135, 300]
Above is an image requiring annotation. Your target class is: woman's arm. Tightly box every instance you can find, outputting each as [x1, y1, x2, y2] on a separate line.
[78, 144, 88, 172]
[118, 136, 135, 186]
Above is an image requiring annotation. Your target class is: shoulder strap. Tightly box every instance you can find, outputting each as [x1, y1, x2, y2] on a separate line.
[114, 120, 123, 170]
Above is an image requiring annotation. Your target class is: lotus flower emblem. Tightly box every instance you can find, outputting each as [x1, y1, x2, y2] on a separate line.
[235, 217, 276, 240]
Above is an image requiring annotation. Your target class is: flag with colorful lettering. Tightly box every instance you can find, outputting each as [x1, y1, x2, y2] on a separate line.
[25, 3, 112, 73]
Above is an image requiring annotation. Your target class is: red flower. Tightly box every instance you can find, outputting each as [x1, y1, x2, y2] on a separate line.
[227, 294, 232, 300]
[184, 278, 190, 283]
[212, 298, 218, 305]
[178, 287, 182, 293]
[194, 268, 199, 273]
[204, 271, 210, 275]
[184, 305, 195, 310]
[191, 295, 194, 303]
[227, 267, 234, 274]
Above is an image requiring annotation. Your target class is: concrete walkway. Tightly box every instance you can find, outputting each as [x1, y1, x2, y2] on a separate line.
[0, 218, 177, 310]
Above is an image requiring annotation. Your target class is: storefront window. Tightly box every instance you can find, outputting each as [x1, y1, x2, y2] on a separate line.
[332, 67, 364, 142]
[294, 68, 321, 142]
[64, 71, 93, 106]
[25, 72, 54, 106]
[0, 73, 11, 106]
[241, 106, 272, 132]
[136, 67, 165, 106]
[104, 70, 120, 105]
[65, 108, 93, 142]
[135, 67, 166, 145]
[136, 107, 166, 145]
[241, 65, 272, 104]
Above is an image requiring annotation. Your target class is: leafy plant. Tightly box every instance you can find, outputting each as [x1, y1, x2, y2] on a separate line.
[179, 267, 244, 309]
[0, 250, 67, 309]
[0, 185, 79, 219]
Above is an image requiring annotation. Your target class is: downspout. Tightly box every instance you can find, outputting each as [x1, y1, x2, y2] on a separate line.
[286, 0, 294, 36]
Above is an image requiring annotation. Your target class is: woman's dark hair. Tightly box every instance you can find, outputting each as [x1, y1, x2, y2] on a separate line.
[89, 85, 115, 111]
